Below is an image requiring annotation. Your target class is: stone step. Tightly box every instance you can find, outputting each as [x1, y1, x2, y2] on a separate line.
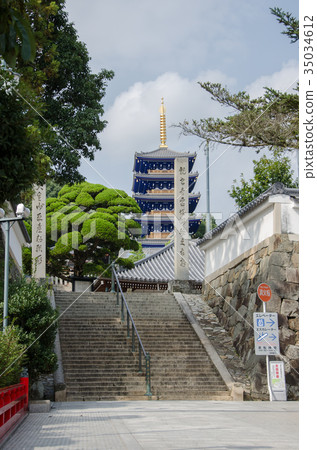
[55, 291, 231, 401]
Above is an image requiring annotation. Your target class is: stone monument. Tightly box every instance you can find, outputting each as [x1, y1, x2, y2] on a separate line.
[32, 184, 46, 280]
[174, 157, 189, 283]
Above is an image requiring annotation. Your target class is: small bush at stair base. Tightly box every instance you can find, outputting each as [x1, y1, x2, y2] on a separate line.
[5, 278, 58, 384]
[0, 324, 27, 388]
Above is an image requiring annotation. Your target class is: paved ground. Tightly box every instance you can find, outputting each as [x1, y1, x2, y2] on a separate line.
[3, 401, 298, 450]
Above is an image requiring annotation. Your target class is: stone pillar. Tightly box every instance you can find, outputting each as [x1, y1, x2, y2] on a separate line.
[32, 184, 46, 279]
[174, 157, 189, 280]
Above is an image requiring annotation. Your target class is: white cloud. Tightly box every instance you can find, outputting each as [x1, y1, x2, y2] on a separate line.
[99, 70, 235, 159]
[80, 69, 264, 221]
[246, 60, 299, 98]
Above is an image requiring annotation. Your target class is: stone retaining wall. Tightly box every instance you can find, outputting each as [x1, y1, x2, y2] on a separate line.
[203, 233, 299, 400]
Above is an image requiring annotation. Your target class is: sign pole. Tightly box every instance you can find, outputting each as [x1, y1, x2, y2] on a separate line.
[263, 301, 273, 401]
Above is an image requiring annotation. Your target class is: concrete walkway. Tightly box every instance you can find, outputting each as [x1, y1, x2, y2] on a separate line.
[2, 401, 298, 450]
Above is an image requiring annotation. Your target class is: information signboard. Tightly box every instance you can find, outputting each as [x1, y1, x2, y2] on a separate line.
[253, 312, 280, 356]
[269, 361, 287, 401]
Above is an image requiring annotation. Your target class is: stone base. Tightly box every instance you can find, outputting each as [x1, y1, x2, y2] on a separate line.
[29, 400, 51, 413]
[168, 280, 198, 294]
[55, 389, 67, 402]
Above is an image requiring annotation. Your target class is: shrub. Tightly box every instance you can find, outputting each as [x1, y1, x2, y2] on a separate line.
[0, 324, 27, 388]
[0, 278, 58, 383]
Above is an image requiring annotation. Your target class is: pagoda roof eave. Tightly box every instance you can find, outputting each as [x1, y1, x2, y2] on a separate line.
[134, 147, 197, 160]
[133, 171, 199, 179]
[133, 192, 201, 200]
[135, 216, 202, 223]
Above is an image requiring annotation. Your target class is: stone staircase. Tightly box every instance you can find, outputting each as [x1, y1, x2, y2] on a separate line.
[55, 290, 231, 401]
[125, 291, 231, 400]
[55, 292, 147, 401]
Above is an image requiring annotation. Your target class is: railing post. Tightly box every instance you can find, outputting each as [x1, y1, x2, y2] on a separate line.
[116, 282, 119, 306]
[111, 262, 115, 293]
[121, 295, 125, 322]
[145, 353, 152, 398]
[132, 326, 135, 352]
[138, 343, 142, 374]
[127, 313, 130, 337]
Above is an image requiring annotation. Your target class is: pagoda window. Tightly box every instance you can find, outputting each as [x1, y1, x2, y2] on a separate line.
[159, 163, 163, 170]
[159, 182, 163, 189]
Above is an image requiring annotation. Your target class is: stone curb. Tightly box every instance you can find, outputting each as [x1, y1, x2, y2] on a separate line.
[29, 400, 51, 413]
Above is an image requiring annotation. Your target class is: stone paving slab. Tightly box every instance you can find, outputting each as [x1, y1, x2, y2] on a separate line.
[2, 401, 298, 449]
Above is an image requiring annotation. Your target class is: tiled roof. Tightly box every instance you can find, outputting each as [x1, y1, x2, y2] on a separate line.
[135, 147, 196, 159]
[118, 240, 204, 282]
[198, 183, 299, 246]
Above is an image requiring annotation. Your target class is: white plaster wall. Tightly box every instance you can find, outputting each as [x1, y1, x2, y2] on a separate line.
[201, 195, 298, 278]
[1, 220, 26, 272]
[1, 203, 29, 273]
[281, 201, 299, 234]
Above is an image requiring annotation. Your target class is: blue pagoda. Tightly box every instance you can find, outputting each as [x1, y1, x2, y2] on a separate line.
[132, 99, 201, 249]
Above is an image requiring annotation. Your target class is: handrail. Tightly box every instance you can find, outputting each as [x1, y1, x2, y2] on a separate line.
[112, 267, 152, 398]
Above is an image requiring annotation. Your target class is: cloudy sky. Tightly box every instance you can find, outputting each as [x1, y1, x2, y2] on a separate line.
[65, 0, 299, 221]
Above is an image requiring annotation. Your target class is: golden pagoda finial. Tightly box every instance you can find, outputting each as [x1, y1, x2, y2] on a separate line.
[159, 97, 168, 148]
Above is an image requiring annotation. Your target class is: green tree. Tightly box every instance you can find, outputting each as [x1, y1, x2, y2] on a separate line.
[229, 150, 298, 208]
[176, 8, 299, 154]
[192, 216, 217, 239]
[0, 278, 58, 384]
[270, 7, 299, 43]
[125, 243, 146, 264]
[16, 1, 114, 184]
[0, 323, 27, 388]
[0, 0, 36, 67]
[1, 1, 114, 204]
[0, 71, 50, 204]
[46, 182, 141, 279]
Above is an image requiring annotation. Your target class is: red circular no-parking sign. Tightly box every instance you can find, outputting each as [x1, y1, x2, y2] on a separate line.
[257, 283, 272, 302]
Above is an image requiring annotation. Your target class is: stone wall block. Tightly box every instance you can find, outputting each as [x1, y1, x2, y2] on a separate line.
[240, 279, 250, 298]
[232, 322, 244, 342]
[269, 280, 298, 301]
[248, 292, 257, 311]
[285, 344, 299, 361]
[269, 252, 291, 267]
[224, 283, 233, 297]
[288, 317, 299, 332]
[268, 234, 282, 253]
[220, 272, 229, 286]
[294, 241, 299, 253]
[266, 293, 282, 313]
[237, 305, 248, 322]
[259, 256, 270, 276]
[223, 298, 229, 313]
[286, 267, 299, 283]
[277, 313, 289, 328]
[278, 235, 296, 253]
[232, 280, 240, 297]
[248, 264, 258, 280]
[268, 264, 286, 282]
[281, 299, 299, 317]
[291, 253, 299, 268]
[228, 270, 235, 283]
[246, 254, 256, 270]
[279, 327, 296, 352]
